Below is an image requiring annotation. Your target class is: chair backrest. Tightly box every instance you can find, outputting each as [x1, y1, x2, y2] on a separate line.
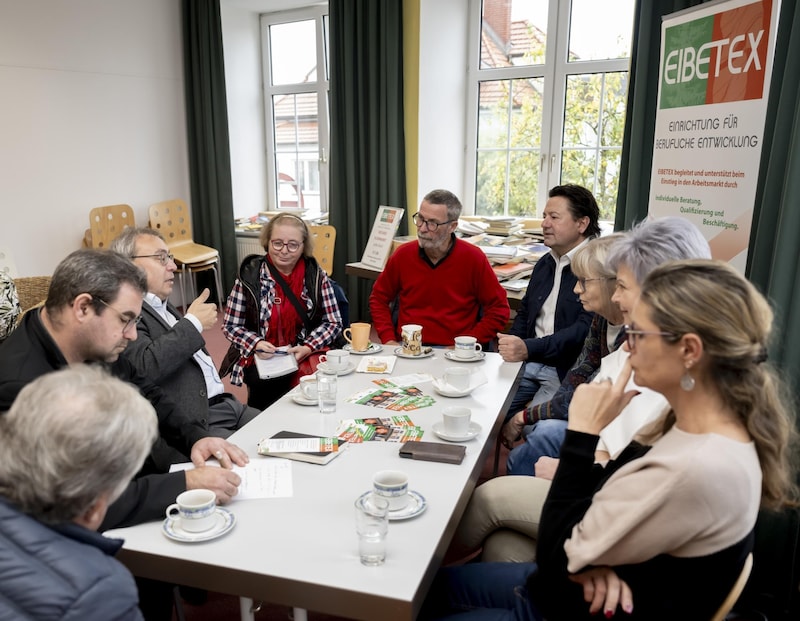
[88, 204, 136, 249]
[310, 225, 336, 276]
[0, 247, 18, 278]
[148, 199, 194, 246]
[710, 552, 754, 621]
[14, 275, 52, 323]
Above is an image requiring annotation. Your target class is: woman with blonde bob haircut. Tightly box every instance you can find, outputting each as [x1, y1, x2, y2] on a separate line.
[424, 259, 798, 621]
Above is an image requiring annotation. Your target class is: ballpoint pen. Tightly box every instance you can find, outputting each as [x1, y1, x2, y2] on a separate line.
[256, 348, 290, 355]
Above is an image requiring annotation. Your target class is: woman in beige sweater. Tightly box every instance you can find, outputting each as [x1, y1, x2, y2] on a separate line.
[423, 260, 798, 621]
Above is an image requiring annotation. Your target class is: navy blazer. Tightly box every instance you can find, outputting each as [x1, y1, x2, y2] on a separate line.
[509, 253, 594, 379]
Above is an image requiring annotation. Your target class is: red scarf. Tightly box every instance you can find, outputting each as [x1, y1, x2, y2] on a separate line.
[266, 256, 306, 346]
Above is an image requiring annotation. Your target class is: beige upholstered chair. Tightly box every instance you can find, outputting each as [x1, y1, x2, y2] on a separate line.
[148, 198, 223, 309]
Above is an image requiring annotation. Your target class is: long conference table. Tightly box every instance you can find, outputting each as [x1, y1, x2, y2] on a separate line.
[107, 350, 522, 620]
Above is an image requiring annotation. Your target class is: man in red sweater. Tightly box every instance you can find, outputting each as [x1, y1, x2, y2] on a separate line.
[369, 189, 510, 347]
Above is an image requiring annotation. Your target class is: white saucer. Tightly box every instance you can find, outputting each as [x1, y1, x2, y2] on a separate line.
[343, 343, 384, 355]
[290, 389, 318, 406]
[357, 490, 427, 521]
[444, 350, 486, 363]
[432, 421, 482, 442]
[317, 361, 357, 376]
[163, 507, 236, 542]
[393, 347, 434, 360]
[432, 378, 474, 398]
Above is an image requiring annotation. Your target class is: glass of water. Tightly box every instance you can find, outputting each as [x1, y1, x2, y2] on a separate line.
[317, 367, 337, 413]
[355, 494, 389, 566]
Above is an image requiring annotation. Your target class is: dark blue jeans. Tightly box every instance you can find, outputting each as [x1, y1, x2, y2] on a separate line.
[420, 562, 543, 620]
[506, 419, 568, 476]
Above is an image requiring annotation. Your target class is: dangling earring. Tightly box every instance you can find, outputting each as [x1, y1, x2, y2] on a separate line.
[680, 366, 695, 391]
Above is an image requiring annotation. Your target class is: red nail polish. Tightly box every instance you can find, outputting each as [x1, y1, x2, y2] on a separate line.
[605, 610, 614, 619]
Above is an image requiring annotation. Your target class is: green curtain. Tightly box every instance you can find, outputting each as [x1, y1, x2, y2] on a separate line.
[182, 0, 237, 299]
[328, 0, 408, 322]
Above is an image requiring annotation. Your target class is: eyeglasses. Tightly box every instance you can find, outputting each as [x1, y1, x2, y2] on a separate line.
[623, 324, 678, 350]
[132, 252, 175, 266]
[270, 239, 302, 253]
[577, 277, 612, 293]
[412, 212, 457, 232]
[96, 298, 142, 332]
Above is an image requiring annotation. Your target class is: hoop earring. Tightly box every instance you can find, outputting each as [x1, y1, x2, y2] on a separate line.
[680, 369, 695, 392]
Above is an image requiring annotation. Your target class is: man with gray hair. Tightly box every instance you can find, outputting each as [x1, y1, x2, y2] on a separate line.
[369, 189, 510, 347]
[0, 249, 247, 530]
[0, 365, 157, 619]
[111, 227, 258, 437]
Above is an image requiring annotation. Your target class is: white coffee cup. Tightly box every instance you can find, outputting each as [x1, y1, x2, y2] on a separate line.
[372, 470, 409, 511]
[443, 367, 471, 392]
[320, 349, 349, 371]
[165, 488, 217, 533]
[298, 374, 318, 400]
[401, 324, 423, 356]
[442, 406, 472, 437]
[454, 335, 482, 359]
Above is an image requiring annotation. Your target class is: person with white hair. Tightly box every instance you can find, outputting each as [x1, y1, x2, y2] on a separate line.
[0, 366, 158, 620]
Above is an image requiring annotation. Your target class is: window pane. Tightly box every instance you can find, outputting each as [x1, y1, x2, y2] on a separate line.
[568, 0, 634, 61]
[476, 77, 544, 215]
[269, 20, 317, 85]
[481, 0, 547, 68]
[560, 148, 621, 220]
[273, 93, 319, 211]
[508, 151, 540, 216]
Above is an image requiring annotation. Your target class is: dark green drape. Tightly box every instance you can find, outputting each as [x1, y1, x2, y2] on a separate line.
[182, 0, 237, 299]
[328, 0, 407, 321]
[617, 3, 800, 617]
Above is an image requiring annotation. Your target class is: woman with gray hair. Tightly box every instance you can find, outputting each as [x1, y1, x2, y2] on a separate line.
[451, 217, 712, 565]
[0, 366, 158, 620]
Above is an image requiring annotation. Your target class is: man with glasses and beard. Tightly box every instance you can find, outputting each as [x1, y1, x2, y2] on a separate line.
[369, 189, 509, 348]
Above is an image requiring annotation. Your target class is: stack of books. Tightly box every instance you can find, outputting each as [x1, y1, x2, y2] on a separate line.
[482, 217, 523, 236]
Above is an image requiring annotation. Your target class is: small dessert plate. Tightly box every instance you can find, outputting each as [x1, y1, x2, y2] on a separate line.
[432, 378, 474, 398]
[343, 343, 384, 355]
[316, 361, 357, 376]
[393, 347, 434, 360]
[444, 350, 486, 363]
[356, 490, 427, 521]
[162, 508, 236, 543]
[432, 421, 482, 442]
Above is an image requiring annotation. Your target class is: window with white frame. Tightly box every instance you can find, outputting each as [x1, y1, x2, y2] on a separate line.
[261, 6, 329, 214]
[467, 0, 635, 219]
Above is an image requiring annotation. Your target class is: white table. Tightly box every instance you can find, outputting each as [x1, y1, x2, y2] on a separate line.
[107, 350, 522, 620]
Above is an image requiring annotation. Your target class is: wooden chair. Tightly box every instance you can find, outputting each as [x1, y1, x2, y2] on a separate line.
[710, 552, 754, 621]
[85, 204, 136, 249]
[13, 275, 51, 324]
[310, 225, 335, 276]
[148, 199, 223, 309]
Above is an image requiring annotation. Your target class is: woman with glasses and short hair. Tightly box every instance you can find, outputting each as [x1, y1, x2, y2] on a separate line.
[221, 214, 343, 409]
[424, 259, 799, 621]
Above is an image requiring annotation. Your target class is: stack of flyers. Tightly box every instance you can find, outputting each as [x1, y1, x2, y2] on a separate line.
[346, 384, 435, 411]
[337, 416, 425, 443]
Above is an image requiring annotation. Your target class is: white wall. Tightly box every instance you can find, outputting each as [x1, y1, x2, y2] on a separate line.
[220, 5, 268, 219]
[415, 0, 469, 208]
[0, 0, 190, 277]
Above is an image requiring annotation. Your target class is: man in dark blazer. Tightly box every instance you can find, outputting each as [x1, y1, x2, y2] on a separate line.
[0, 249, 247, 533]
[112, 228, 259, 437]
[497, 184, 600, 419]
